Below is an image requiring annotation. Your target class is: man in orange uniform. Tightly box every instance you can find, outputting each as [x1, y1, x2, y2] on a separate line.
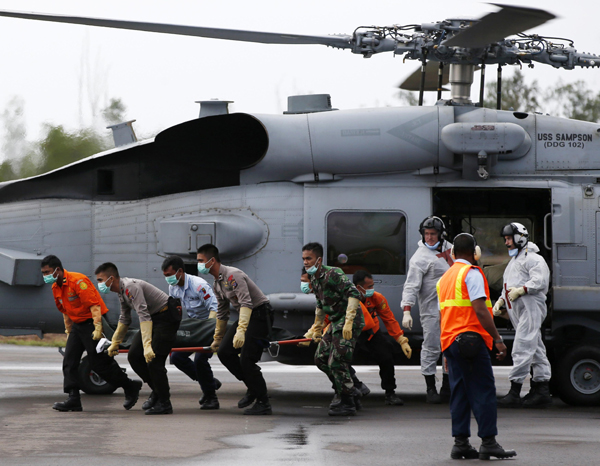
[436, 234, 516, 460]
[353, 270, 412, 406]
[41, 255, 142, 412]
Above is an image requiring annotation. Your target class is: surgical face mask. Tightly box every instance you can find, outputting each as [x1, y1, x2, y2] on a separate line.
[425, 241, 440, 250]
[197, 259, 212, 275]
[165, 271, 180, 286]
[364, 289, 375, 298]
[98, 277, 113, 294]
[300, 282, 311, 294]
[508, 248, 519, 257]
[43, 268, 58, 285]
[306, 258, 322, 276]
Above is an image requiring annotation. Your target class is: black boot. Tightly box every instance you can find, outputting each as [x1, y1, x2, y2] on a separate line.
[145, 399, 173, 415]
[440, 373, 451, 403]
[450, 435, 478, 460]
[354, 381, 371, 397]
[522, 380, 538, 402]
[142, 391, 157, 411]
[385, 390, 404, 406]
[352, 388, 362, 411]
[238, 390, 256, 409]
[53, 389, 82, 412]
[522, 381, 552, 408]
[479, 436, 517, 460]
[329, 392, 342, 409]
[244, 398, 272, 415]
[199, 378, 222, 405]
[425, 375, 441, 404]
[328, 394, 356, 416]
[200, 392, 220, 410]
[498, 381, 522, 408]
[123, 379, 143, 410]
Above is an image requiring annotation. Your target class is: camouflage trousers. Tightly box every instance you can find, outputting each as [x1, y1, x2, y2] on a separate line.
[314, 318, 362, 396]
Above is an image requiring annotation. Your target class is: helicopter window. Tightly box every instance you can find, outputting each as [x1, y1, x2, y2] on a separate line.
[326, 211, 406, 275]
[97, 169, 114, 195]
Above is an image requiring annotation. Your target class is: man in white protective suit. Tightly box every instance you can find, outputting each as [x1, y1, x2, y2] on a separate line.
[401, 216, 454, 403]
[493, 222, 552, 408]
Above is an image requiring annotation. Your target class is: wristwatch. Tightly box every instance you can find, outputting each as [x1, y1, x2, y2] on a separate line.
[494, 337, 504, 344]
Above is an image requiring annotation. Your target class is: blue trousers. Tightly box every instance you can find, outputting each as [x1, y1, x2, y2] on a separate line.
[444, 339, 498, 439]
[170, 351, 218, 393]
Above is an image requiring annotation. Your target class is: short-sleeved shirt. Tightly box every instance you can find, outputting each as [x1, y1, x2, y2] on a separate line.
[455, 259, 487, 301]
[118, 277, 169, 325]
[168, 273, 217, 319]
[213, 264, 269, 321]
[52, 269, 108, 323]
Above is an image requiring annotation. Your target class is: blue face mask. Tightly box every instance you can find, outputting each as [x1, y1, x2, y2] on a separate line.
[508, 248, 519, 257]
[307, 258, 322, 276]
[98, 276, 113, 294]
[43, 268, 58, 285]
[300, 282, 311, 294]
[425, 241, 440, 250]
[165, 272, 180, 286]
[197, 259, 213, 275]
[365, 289, 375, 298]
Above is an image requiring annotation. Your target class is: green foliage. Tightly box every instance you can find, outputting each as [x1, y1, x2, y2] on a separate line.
[395, 90, 420, 106]
[102, 98, 127, 126]
[484, 69, 540, 112]
[0, 160, 17, 181]
[546, 81, 600, 122]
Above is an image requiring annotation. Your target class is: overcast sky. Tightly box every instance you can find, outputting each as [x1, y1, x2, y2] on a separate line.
[0, 0, 598, 159]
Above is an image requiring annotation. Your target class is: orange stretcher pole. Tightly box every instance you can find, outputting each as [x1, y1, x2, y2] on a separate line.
[116, 338, 312, 354]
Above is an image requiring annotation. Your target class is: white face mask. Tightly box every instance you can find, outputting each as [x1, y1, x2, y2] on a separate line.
[425, 241, 440, 250]
[306, 257, 322, 275]
[508, 248, 519, 257]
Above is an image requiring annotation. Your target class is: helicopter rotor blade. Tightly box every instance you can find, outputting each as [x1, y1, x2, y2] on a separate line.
[0, 10, 353, 48]
[443, 4, 556, 48]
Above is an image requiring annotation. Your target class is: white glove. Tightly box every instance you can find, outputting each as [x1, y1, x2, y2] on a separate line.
[402, 309, 413, 330]
[493, 298, 505, 316]
[508, 287, 526, 302]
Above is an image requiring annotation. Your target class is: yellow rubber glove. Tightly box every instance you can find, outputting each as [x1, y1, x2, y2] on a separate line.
[63, 314, 73, 339]
[90, 305, 103, 340]
[343, 297, 360, 340]
[397, 335, 412, 359]
[312, 308, 326, 343]
[233, 307, 252, 349]
[107, 322, 129, 357]
[299, 324, 315, 347]
[508, 287, 526, 302]
[140, 321, 155, 363]
[402, 307, 413, 330]
[211, 319, 227, 353]
[493, 298, 505, 316]
[208, 310, 217, 319]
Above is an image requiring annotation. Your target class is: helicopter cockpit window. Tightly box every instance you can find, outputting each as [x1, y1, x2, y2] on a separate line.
[326, 211, 406, 275]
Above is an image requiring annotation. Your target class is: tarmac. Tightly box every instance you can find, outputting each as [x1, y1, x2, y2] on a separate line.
[1, 344, 599, 465]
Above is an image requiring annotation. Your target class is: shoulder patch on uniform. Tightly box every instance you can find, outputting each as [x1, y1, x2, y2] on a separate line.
[79, 282, 88, 290]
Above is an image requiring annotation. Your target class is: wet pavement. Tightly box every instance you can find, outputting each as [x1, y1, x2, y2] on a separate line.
[1, 344, 599, 465]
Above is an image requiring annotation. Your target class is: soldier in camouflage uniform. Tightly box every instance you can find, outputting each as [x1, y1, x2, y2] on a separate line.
[302, 242, 364, 416]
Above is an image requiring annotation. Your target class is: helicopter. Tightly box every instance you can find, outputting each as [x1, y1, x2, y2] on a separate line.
[0, 4, 599, 406]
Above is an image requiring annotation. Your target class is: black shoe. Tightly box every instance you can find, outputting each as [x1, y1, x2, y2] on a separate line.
[329, 392, 342, 409]
[200, 378, 223, 405]
[451, 436, 478, 460]
[522, 380, 538, 403]
[244, 400, 272, 415]
[498, 381, 523, 408]
[238, 390, 256, 409]
[440, 374, 451, 403]
[354, 382, 371, 397]
[385, 391, 404, 406]
[479, 436, 517, 460]
[200, 393, 220, 410]
[142, 391, 157, 411]
[328, 394, 356, 416]
[123, 379, 143, 410]
[426, 388, 442, 404]
[522, 381, 552, 408]
[214, 378, 222, 391]
[145, 399, 173, 415]
[52, 390, 82, 412]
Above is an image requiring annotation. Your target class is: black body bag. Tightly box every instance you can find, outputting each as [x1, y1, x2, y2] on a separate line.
[455, 331, 483, 359]
[167, 296, 182, 323]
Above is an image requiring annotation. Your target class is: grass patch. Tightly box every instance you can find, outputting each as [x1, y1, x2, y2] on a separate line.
[0, 333, 67, 347]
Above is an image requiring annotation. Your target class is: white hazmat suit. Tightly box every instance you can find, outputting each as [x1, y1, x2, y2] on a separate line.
[401, 240, 453, 376]
[501, 242, 551, 384]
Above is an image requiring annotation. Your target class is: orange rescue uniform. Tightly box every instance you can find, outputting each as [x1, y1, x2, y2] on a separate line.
[324, 303, 376, 333]
[52, 270, 109, 323]
[436, 262, 493, 352]
[363, 291, 404, 340]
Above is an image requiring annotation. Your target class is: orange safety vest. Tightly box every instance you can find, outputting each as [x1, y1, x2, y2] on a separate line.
[436, 262, 493, 352]
[52, 270, 109, 323]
